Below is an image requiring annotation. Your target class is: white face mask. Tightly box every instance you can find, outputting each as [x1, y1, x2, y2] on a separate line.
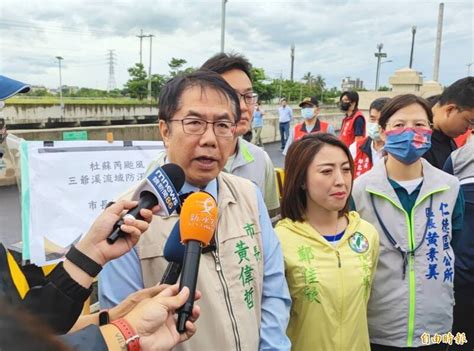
[367, 122, 381, 140]
[301, 107, 314, 120]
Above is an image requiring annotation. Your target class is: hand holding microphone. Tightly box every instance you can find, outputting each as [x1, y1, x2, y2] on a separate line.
[161, 220, 185, 285]
[177, 192, 218, 333]
[107, 163, 185, 244]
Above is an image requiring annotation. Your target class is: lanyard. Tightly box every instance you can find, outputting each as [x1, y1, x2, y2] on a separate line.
[370, 194, 433, 279]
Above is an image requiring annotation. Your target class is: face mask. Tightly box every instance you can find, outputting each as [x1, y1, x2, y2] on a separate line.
[340, 102, 351, 111]
[301, 107, 314, 120]
[383, 128, 432, 164]
[367, 122, 381, 140]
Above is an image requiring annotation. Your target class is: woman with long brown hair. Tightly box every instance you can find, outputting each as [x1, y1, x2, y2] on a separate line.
[275, 133, 379, 350]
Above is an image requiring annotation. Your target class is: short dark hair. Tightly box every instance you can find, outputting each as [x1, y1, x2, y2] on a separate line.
[340, 91, 359, 109]
[281, 133, 354, 222]
[426, 94, 441, 108]
[369, 97, 390, 112]
[201, 53, 252, 81]
[439, 77, 474, 110]
[378, 94, 433, 130]
[158, 69, 241, 124]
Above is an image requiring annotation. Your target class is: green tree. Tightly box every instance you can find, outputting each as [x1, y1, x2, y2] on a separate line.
[377, 86, 391, 91]
[125, 63, 148, 100]
[314, 75, 326, 93]
[251, 67, 276, 102]
[168, 58, 188, 77]
[302, 72, 315, 87]
[26, 89, 53, 97]
[151, 74, 167, 99]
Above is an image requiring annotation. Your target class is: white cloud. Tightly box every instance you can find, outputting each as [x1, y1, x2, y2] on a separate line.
[0, 0, 472, 90]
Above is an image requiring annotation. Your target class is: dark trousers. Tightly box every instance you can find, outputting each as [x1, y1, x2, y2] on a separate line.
[451, 298, 474, 351]
[279, 121, 290, 149]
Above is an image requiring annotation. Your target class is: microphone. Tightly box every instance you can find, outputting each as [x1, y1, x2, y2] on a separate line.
[160, 220, 185, 285]
[177, 191, 217, 333]
[107, 163, 185, 244]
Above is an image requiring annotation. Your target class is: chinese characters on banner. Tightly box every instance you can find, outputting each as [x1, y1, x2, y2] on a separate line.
[22, 140, 164, 265]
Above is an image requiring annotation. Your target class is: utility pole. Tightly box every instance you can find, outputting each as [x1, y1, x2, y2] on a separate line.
[220, 0, 228, 53]
[106, 49, 117, 92]
[55, 56, 64, 120]
[374, 43, 387, 91]
[433, 3, 444, 82]
[409, 26, 417, 68]
[137, 29, 146, 65]
[467, 62, 474, 76]
[290, 44, 295, 82]
[147, 34, 154, 102]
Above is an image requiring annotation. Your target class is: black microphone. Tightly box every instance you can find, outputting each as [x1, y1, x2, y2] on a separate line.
[176, 192, 218, 333]
[107, 163, 185, 244]
[160, 220, 185, 285]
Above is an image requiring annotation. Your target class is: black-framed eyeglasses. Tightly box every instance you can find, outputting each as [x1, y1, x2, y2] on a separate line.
[169, 118, 236, 137]
[236, 92, 258, 105]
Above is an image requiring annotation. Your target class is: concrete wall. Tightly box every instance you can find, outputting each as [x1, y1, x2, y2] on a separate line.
[2, 104, 158, 123]
[9, 109, 345, 144]
[10, 124, 162, 141]
[1, 113, 345, 185]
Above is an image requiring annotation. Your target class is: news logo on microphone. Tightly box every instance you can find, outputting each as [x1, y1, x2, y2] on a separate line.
[139, 166, 181, 216]
[180, 192, 217, 245]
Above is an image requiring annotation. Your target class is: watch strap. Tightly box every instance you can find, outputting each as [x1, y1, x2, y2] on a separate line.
[111, 318, 140, 351]
[65, 245, 102, 277]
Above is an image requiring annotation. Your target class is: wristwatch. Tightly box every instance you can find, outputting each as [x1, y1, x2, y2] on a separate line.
[99, 309, 110, 326]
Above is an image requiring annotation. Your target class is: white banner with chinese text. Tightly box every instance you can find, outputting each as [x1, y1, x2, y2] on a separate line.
[21, 140, 164, 265]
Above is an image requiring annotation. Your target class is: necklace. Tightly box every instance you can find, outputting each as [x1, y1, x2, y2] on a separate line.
[310, 219, 339, 242]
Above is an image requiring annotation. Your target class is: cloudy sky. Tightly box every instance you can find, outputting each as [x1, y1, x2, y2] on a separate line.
[0, 0, 472, 91]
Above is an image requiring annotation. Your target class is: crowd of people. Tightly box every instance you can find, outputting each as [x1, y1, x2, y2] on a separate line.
[0, 54, 472, 351]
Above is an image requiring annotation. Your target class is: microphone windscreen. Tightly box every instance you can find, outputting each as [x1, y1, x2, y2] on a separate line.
[161, 163, 185, 192]
[180, 192, 217, 245]
[163, 221, 185, 263]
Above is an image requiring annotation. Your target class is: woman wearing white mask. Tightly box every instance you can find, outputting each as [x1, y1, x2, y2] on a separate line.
[349, 97, 390, 178]
[352, 94, 465, 351]
[282, 96, 335, 155]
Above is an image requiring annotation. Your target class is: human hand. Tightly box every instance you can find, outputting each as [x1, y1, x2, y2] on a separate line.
[109, 284, 169, 321]
[75, 200, 157, 266]
[125, 284, 201, 351]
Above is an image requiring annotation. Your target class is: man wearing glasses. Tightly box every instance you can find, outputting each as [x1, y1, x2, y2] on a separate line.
[99, 70, 291, 351]
[201, 53, 280, 217]
[423, 76, 474, 169]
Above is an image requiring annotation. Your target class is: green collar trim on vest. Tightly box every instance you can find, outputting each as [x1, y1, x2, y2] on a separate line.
[239, 141, 255, 163]
[367, 186, 450, 347]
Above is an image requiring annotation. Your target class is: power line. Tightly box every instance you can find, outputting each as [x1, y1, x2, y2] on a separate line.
[136, 29, 147, 65]
[106, 50, 117, 92]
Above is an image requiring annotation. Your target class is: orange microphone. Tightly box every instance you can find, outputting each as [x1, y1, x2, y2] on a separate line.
[177, 191, 217, 333]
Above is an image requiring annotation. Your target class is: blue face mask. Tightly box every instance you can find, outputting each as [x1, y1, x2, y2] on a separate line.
[301, 107, 314, 120]
[383, 128, 432, 164]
